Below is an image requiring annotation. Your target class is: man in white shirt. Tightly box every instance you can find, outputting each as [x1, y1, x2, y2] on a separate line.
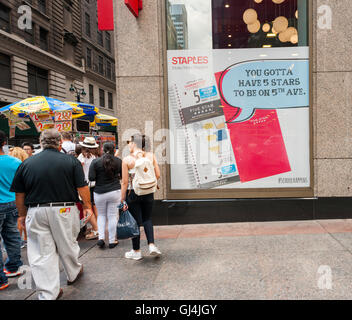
[61, 132, 76, 155]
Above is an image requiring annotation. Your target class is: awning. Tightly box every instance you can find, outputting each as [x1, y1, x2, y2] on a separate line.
[95, 113, 118, 126]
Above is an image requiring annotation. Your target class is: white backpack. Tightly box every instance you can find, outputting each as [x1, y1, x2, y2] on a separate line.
[132, 153, 158, 196]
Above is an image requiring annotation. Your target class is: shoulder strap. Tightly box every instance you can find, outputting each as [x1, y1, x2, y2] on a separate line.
[62, 147, 67, 154]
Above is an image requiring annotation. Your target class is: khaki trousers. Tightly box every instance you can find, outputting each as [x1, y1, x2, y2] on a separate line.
[26, 205, 81, 300]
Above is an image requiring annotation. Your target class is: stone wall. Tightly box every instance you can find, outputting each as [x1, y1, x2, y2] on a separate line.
[114, 0, 352, 199]
[313, 0, 352, 197]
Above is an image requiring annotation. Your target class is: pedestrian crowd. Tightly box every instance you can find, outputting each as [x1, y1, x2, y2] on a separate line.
[0, 128, 161, 300]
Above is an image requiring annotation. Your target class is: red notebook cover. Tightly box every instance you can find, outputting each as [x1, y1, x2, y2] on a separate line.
[97, 0, 114, 31]
[214, 71, 291, 183]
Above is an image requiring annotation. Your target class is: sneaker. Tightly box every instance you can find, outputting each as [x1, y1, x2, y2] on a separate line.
[125, 250, 142, 260]
[0, 283, 9, 290]
[85, 230, 98, 240]
[149, 244, 162, 257]
[21, 240, 27, 249]
[97, 239, 105, 249]
[4, 268, 23, 278]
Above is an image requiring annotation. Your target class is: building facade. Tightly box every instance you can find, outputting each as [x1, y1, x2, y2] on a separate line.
[0, 0, 117, 145]
[0, 0, 84, 110]
[113, 0, 352, 225]
[81, 0, 117, 117]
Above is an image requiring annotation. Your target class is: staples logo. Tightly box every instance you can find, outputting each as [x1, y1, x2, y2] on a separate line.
[171, 56, 208, 65]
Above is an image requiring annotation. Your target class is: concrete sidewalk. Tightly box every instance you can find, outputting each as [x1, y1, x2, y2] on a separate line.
[2, 219, 352, 300]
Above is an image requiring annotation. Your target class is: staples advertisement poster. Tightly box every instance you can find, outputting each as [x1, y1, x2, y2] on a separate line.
[167, 47, 310, 189]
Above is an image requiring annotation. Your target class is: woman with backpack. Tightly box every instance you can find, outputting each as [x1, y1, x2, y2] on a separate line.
[120, 134, 161, 260]
[89, 142, 122, 249]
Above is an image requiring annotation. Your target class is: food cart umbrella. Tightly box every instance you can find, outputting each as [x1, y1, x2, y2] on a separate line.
[64, 102, 99, 119]
[0, 96, 83, 116]
[95, 113, 118, 127]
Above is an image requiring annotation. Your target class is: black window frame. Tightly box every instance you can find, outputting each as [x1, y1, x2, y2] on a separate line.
[105, 32, 111, 52]
[99, 88, 105, 108]
[28, 64, 49, 96]
[85, 13, 91, 37]
[97, 29, 103, 47]
[89, 84, 94, 104]
[38, 0, 46, 14]
[98, 55, 104, 75]
[86, 47, 92, 68]
[108, 92, 113, 110]
[106, 60, 112, 79]
[39, 27, 48, 51]
[0, 52, 12, 89]
[0, 3, 10, 33]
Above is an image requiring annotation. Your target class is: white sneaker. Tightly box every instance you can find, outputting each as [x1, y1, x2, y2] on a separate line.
[125, 250, 143, 260]
[149, 244, 162, 257]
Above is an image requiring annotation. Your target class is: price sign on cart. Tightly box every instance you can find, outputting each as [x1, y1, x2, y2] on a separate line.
[55, 121, 72, 132]
[34, 121, 55, 132]
[55, 111, 72, 122]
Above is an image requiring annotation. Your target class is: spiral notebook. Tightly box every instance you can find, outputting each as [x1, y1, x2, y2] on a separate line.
[169, 79, 240, 189]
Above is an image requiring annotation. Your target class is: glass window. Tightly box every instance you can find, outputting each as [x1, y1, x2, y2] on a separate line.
[166, 0, 310, 193]
[89, 84, 94, 104]
[106, 60, 112, 79]
[167, 0, 308, 50]
[28, 64, 48, 96]
[39, 27, 48, 51]
[105, 32, 111, 52]
[0, 53, 11, 89]
[85, 13, 91, 37]
[86, 47, 92, 68]
[108, 92, 113, 109]
[99, 88, 105, 108]
[38, 0, 46, 14]
[97, 29, 103, 47]
[0, 3, 10, 33]
[98, 56, 104, 75]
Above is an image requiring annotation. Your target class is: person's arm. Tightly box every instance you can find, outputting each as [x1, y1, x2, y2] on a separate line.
[16, 193, 27, 229]
[153, 154, 161, 180]
[77, 154, 85, 167]
[77, 186, 92, 218]
[88, 159, 97, 181]
[120, 159, 129, 203]
[73, 158, 92, 218]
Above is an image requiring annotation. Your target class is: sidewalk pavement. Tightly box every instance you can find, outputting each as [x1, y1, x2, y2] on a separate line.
[2, 219, 352, 300]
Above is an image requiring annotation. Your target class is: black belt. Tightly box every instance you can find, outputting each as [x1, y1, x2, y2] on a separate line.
[28, 202, 76, 208]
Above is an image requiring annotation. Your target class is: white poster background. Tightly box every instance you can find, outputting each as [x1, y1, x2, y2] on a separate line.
[168, 47, 310, 190]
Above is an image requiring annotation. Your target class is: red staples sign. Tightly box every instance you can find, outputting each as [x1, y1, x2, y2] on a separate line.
[125, 0, 143, 17]
[97, 0, 114, 30]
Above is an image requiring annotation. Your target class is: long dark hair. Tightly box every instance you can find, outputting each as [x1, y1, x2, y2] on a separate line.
[82, 147, 99, 159]
[102, 142, 117, 178]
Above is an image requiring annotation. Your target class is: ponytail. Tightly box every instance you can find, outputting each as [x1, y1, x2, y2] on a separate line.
[102, 142, 117, 177]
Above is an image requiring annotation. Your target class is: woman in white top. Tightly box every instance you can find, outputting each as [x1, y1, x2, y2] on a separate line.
[120, 134, 161, 260]
[78, 137, 100, 240]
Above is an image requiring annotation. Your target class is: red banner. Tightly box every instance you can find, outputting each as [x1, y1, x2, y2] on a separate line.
[125, 0, 142, 17]
[97, 0, 114, 31]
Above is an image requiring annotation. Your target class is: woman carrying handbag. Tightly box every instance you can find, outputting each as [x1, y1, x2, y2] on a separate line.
[89, 142, 122, 249]
[120, 134, 161, 260]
